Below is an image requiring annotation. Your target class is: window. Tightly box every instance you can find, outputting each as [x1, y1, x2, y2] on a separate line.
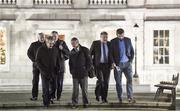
[153, 30, 169, 64]
[0, 24, 10, 71]
[0, 29, 6, 65]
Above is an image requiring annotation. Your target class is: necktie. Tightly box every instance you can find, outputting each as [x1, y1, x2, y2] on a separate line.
[75, 48, 78, 52]
[103, 43, 108, 63]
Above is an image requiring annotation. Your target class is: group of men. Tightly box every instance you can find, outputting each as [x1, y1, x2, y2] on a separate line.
[27, 28, 135, 108]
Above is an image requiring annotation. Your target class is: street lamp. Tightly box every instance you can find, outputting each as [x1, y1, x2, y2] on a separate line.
[133, 23, 139, 78]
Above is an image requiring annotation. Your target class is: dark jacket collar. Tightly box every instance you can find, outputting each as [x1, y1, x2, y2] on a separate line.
[97, 40, 110, 45]
[42, 43, 53, 50]
[115, 37, 127, 40]
[37, 40, 44, 44]
[72, 44, 83, 52]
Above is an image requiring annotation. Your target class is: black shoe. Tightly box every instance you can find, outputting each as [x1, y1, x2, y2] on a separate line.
[50, 99, 54, 104]
[57, 96, 61, 101]
[96, 96, 100, 102]
[44, 104, 49, 108]
[102, 99, 108, 104]
[83, 104, 88, 108]
[128, 98, 136, 103]
[119, 98, 122, 104]
[71, 104, 78, 109]
[30, 97, 37, 101]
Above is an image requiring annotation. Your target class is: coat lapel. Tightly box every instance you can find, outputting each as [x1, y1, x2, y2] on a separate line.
[97, 41, 101, 62]
[115, 37, 120, 55]
[124, 38, 128, 54]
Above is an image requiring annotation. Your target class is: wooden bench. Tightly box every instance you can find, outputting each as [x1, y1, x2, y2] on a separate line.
[154, 73, 179, 110]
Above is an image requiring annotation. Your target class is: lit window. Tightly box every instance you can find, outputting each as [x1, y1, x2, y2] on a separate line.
[153, 30, 169, 64]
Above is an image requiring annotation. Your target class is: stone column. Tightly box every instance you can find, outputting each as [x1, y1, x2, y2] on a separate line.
[17, 0, 33, 8]
[74, 14, 94, 47]
[9, 12, 35, 86]
[73, 0, 89, 8]
[128, 0, 145, 7]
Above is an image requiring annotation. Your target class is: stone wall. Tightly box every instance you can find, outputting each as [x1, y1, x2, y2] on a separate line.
[0, 0, 180, 92]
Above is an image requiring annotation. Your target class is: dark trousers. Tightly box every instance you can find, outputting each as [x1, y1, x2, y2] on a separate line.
[32, 63, 40, 98]
[95, 63, 110, 101]
[50, 76, 56, 99]
[56, 72, 64, 99]
[50, 60, 65, 100]
[50, 72, 64, 100]
[41, 75, 51, 106]
[72, 76, 88, 105]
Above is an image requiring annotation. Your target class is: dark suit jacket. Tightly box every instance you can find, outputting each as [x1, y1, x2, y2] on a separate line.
[90, 40, 112, 67]
[69, 45, 92, 79]
[54, 40, 70, 73]
[36, 44, 60, 79]
[27, 41, 44, 63]
[110, 37, 134, 65]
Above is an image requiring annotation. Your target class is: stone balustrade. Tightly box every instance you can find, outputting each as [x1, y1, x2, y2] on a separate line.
[0, 0, 180, 9]
[33, 0, 72, 5]
[89, 0, 127, 5]
[0, 0, 16, 5]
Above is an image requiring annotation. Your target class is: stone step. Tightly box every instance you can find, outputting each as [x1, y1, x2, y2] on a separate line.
[1, 90, 179, 98]
[1, 102, 171, 110]
[0, 92, 172, 102]
[176, 97, 180, 110]
[3, 108, 170, 111]
[0, 90, 176, 110]
[0, 84, 151, 93]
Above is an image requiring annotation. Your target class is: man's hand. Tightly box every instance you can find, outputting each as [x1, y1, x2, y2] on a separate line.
[111, 63, 116, 69]
[59, 45, 63, 50]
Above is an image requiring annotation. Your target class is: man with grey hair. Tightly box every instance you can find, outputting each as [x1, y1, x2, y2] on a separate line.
[36, 36, 60, 107]
[69, 37, 92, 109]
[90, 31, 112, 103]
[27, 33, 45, 101]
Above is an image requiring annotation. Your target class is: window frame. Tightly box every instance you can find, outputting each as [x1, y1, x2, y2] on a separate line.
[144, 22, 175, 69]
[153, 30, 170, 65]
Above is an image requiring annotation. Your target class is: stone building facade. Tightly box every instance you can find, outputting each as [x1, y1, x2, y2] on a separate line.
[0, 0, 180, 92]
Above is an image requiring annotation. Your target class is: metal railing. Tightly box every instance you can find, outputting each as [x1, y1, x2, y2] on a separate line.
[33, 0, 72, 5]
[0, 0, 128, 8]
[0, 0, 16, 5]
[89, 0, 127, 5]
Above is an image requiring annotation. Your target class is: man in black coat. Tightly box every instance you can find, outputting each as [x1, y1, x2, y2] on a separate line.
[50, 31, 70, 101]
[110, 28, 135, 103]
[27, 33, 44, 101]
[36, 36, 59, 107]
[90, 31, 112, 103]
[69, 37, 92, 108]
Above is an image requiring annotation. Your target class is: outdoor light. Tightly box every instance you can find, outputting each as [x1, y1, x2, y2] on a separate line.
[133, 23, 139, 36]
[133, 23, 139, 78]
